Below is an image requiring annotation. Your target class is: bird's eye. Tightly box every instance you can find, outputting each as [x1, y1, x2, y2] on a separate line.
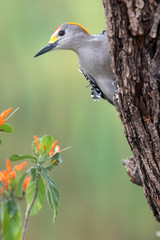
[58, 30, 65, 36]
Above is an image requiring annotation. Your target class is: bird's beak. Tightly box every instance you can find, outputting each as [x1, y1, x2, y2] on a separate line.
[34, 36, 58, 58]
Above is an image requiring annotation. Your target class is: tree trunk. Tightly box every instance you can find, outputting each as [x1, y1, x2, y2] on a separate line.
[102, 0, 160, 222]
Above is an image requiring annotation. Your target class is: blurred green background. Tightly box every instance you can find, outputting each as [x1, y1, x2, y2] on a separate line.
[0, 0, 159, 239]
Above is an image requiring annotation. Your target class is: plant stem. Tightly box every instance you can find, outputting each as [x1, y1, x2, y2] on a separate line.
[20, 169, 39, 240]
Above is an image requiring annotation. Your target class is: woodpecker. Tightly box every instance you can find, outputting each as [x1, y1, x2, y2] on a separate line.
[34, 22, 115, 105]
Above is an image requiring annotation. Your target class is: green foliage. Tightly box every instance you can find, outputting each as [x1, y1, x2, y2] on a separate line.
[42, 167, 59, 222]
[10, 154, 35, 161]
[47, 153, 62, 170]
[1, 200, 22, 240]
[1, 129, 63, 240]
[0, 124, 13, 133]
[0, 109, 13, 146]
[50, 152, 62, 164]
[26, 175, 45, 216]
[39, 135, 53, 153]
[29, 167, 37, 180]
[16, 172, 28, 197]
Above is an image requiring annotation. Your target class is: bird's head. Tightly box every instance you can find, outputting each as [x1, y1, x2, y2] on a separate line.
[34, 22, 90, 57]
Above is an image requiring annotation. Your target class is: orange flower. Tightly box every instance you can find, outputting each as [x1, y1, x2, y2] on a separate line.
[48, 141, 60, 157]
[49, 140, 58, 154]
[0, 159, 27, 195]
[14, 162, 27, 171]
[0, 108, 12, 126]
[0, 172, 5, 194]
[0, 171, 2, 180]
[51, 159, 57, 165]
[50, 145, 60, 165]
[9, 171, 16, 180]
[54, 145, 60, 154]
[22, 176, 31, 191]
[0, 170, 8, 194]
[6, 159, 14, 182]
[34, 135, 60, 157]
[34, 135, 40, 151]
[6, 159, 11, 174]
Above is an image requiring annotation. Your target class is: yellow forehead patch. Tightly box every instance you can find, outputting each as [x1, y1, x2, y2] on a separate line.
[67, 22, 90, 34]
[49, 35, 56, 43]
[49, 24, 62, 43]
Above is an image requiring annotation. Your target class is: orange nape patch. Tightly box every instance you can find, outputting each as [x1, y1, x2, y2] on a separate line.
[67, 22, 90, 34]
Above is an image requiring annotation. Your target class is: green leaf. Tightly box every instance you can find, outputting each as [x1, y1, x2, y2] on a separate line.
[6, 199, 17, 217]
[0, 202, 3, 222]
[16, 167, 37, 197]
[39, 135, 53, 152]
[0, 123, 13, 133]
[0, 138, 2, 145]
[10, 154, 35, 161]
[10, 169, 22, 190]
[42, 167, 59, 222]
[26, 175, 45, 216]
[29, 167, 36, 180]
[16, 172, 28, 197]
[2, 200, 22, 240]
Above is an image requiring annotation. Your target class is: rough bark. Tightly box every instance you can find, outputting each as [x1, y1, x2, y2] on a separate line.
[103, 0, 160, 222]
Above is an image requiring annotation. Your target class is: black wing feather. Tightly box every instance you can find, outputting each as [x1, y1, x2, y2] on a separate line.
[80, 69, 114, 105]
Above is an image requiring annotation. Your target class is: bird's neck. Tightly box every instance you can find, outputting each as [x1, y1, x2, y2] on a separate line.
[70, 33, 94, 54]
